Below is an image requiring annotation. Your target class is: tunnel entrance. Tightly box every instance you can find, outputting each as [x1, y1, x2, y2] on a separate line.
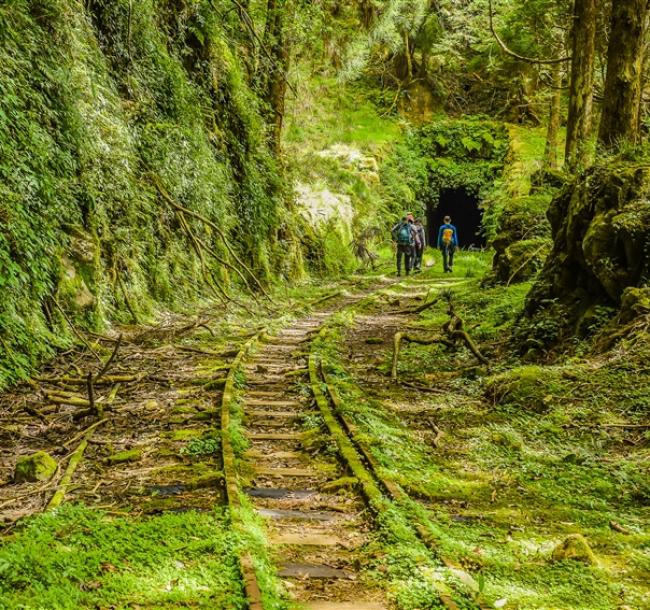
[426, 188, 486, 249]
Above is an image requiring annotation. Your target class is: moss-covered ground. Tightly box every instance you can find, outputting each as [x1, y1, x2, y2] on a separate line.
[0, 505, 246, 609]
[311, 251, 650, 609]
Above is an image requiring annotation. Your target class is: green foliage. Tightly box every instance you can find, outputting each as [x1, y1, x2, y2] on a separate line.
[180, 436, 220, 458]
[0, 504, 246, 609]
[0, 0, 293, 388]
[382, 117, 509, 217]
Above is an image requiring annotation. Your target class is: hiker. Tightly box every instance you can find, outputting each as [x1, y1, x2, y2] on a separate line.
[412, 218, 426, 272]
[437, 215, 458, 273]
[391, 215, 415, 276]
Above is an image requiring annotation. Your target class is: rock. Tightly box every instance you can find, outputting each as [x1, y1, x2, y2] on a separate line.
[531, 167, 567, 191]
[526, 164, 650, 340]
[618, 286, 650, 324]
[488, 195, 552, 285]
[14, 451, 57, 483]
[551, 534, 597, 565]
[61, 257, 96, 310]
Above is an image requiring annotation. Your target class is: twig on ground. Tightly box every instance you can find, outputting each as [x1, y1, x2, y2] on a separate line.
[95, 334, 123, 382]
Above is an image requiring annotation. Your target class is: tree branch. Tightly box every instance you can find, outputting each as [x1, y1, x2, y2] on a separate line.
[489, 0, 571, 65]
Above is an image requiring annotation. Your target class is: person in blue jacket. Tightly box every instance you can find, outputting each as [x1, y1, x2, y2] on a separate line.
[437, 215, 458, 273]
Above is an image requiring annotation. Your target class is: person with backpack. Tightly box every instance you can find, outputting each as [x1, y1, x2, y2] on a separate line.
[391, 215, 415, 276]
[412, 218, 426, 272]
[437, 215, 458, 273]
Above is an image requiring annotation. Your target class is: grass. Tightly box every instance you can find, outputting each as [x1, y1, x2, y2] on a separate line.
[285, 76, 403, 153]
[0, 504, 247, 609]
[312, 261, 650, 609]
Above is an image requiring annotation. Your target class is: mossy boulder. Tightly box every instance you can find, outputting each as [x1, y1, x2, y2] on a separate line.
[484, 366, 565, 412]
[489, 195, 552, 284]
[618, 286, 650, 324]
[551, 534, 597, 565]
[526, 164, 650, 341]
[495, 237, 551, 284]
[531, 167, 567, 191]
[14, 451, 57, 483]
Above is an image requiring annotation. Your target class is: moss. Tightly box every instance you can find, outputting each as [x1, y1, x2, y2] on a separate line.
[0, 0, 299, 389]
[13, 451, 57, 483]
[321, 476, 359, 493]
[552, 534, 598, 565]
[106, 448, 142, 464]
[484, 366, 567, 412]
[161, 429, 205, 441]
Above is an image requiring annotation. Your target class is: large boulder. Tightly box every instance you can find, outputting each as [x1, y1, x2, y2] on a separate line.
[525, 164, 650, 338]
[14, 451, 57, 483]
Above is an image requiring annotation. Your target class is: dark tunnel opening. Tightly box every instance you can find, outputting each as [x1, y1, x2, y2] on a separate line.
[426, 188, 486, 249]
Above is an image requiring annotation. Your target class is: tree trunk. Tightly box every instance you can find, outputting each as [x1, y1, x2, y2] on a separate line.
[598, 0, 650, 148]
[257, 0, 291, 153]
[565, 0, 596, 171]
[543, 64, 563, 170]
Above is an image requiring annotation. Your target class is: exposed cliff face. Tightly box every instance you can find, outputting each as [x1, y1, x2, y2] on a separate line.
[525, 163, 650, 342]
[0, 0, 295, 387]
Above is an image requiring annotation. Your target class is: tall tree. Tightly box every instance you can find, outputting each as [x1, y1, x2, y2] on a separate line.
[257, 0, 291, 153]
[598, 0, 650, 148]
[543, 64, 563, 170]
[565, 0, 596, 171]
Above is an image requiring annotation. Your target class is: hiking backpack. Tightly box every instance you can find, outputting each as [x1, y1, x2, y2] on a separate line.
[396, 223, 411, 245]
[442, 227, 454, 246]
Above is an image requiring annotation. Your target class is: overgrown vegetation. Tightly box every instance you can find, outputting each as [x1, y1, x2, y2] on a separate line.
[314, 260, 650, 609]
[0, 0, 291, 388]
[0, 505, 247, 609]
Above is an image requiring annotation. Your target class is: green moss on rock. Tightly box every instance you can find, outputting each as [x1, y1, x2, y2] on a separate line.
[552, 534, 597, 565]
[14, 451, 57, 483]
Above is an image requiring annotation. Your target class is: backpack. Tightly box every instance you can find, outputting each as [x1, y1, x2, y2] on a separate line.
[442, 227, 454, 246]
[396, 223, 411, 245]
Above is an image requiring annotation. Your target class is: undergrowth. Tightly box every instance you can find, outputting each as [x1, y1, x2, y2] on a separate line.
[0, 504, 246, 609]
[314, 267, 650, 609]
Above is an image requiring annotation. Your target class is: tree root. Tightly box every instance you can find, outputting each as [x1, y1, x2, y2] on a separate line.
[391, 294, 489, 379]
[151, 175, 273, 302]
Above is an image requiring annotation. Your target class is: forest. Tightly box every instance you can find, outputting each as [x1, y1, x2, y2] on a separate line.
[0, 0, 648, 608]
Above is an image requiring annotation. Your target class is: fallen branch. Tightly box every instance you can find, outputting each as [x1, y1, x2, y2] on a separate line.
[391, 332, 454, 380]
[391, 294, 489, 379]
[87, 373, 102, 419]
[37, 374, 139, 386]
[398, 381, 446, 394]
[48, 418, 108, 510]
[94, 334, 123, 383]
[430, 424, 444, 448]
[399, 296, 441, 315]
[63, 418, 109, 449]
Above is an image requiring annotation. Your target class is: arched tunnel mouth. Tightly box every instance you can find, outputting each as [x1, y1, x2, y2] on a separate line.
[426, 187, 486, 249]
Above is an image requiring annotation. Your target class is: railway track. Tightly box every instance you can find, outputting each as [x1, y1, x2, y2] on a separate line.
[224, 279, 477, 609]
